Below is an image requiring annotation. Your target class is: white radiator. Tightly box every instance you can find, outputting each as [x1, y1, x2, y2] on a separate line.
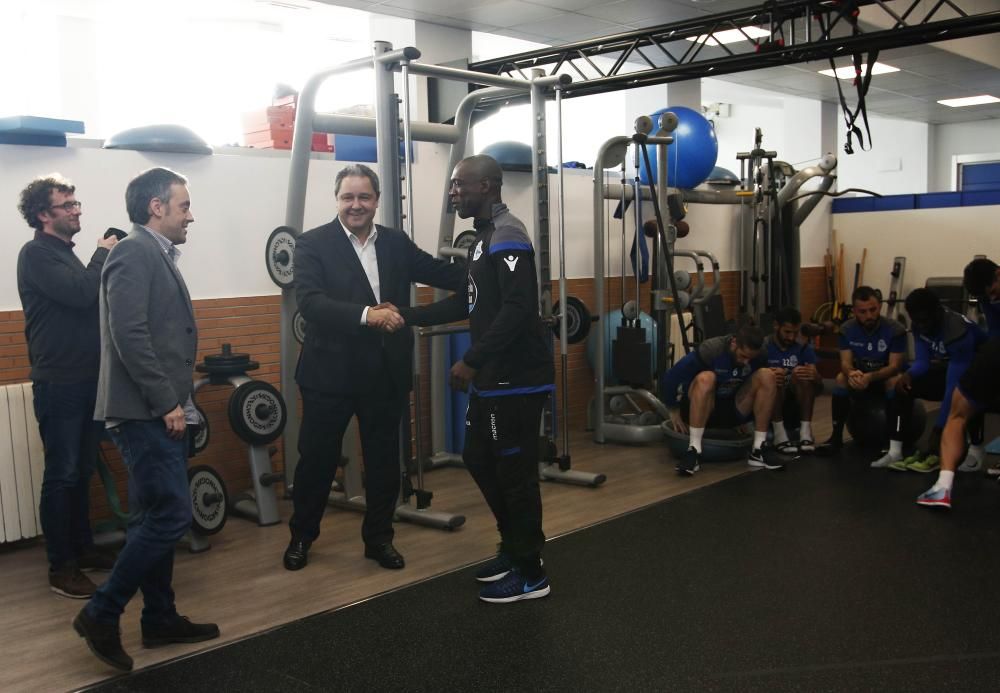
[0, 383, 45, 543]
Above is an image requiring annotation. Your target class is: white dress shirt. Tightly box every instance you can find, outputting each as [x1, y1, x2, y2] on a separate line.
[342, 221, 380, 325]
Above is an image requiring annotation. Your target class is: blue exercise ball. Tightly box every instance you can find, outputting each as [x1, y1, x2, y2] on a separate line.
[586, 309, 658, 384]
[635, 106, 718, 189]
[480, 141, 532, 172]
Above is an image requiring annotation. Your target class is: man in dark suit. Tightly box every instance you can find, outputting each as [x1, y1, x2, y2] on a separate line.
[73, 168, 218, 672]
[284, 164, 465, 572]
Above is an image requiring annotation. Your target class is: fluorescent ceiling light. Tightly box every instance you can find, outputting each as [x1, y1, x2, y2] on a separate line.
[686, 27, 770, 46]
[937, 95, 1000, 108]
[817, 62, 899, 79]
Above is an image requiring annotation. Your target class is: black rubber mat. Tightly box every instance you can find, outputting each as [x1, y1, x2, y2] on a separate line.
[87, 451, 1000, 692]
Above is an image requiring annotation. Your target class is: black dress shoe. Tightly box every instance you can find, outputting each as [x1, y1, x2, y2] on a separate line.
[364, 543, 405, 569]
[73, 608, 133, 672]
[283, 538, 311, 571]
[142, 615, 220, 648]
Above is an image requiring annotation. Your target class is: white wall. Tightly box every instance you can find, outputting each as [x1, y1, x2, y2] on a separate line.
[832, 205, 1000, 300]
[929, 119, 1000, 192]
[834, 114, 930, 195]
[0, 142, 456, 310]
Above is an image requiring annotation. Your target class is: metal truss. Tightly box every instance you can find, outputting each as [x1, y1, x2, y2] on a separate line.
[468, 0, 1000, 98]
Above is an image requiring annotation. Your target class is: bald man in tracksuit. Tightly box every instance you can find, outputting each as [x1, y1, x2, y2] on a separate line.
[402, 155, 555, 604]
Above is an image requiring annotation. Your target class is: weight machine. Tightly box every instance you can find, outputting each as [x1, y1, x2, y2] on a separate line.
[273, 42, 601, 532]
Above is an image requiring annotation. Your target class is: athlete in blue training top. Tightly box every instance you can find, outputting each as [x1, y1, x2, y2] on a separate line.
[961, 257, 1000, 475]
[877, 288, 987, 471]
[661, 324, 781, 476]
[764, 307, 822, 455]
[816, 285, 907, 456]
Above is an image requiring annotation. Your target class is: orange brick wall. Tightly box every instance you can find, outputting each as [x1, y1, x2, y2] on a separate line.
[0, 266, 829, 523]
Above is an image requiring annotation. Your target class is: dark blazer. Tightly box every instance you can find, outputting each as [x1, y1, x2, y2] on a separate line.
[294, 218, 465, 396]
[95, 225, 198, 421]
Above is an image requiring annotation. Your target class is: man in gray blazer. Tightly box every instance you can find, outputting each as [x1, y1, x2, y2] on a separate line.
[73, 168, 218, 672]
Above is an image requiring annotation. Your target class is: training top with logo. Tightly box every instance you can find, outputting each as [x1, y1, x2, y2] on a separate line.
[838, 317, 907, 373]
[909, 307, 987, 426]
[401, 203, 553, 397]
[763, 335, 817, 374]
[660, 334, 767, 407]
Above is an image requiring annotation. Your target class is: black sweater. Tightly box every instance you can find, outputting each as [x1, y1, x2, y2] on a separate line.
[16, 232, 109, 383]
[402, 203, 554, 396]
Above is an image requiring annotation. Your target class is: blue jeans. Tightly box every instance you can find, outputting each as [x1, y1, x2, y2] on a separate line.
[32, 380, 101, 570]
[86, 420, 191, 626]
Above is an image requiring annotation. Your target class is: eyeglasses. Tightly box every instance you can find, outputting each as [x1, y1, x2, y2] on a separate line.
[49, 201, 82, 212]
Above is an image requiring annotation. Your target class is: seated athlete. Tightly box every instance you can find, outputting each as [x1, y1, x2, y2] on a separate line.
[764, 307, 822, 455]
[917, 336, 1000, 509]
[662, 324, 781, 476]
[877, 288, 987, 471]
[816, 286, 907, 456]
[960, 257, 1000, 474]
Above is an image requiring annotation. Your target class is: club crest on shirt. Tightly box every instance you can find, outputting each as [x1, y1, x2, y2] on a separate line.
[877, 339, 887, 352]
[473, 241, 484, 262]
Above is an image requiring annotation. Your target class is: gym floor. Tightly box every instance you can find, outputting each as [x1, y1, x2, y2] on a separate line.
[5, 396, 997, 691]
[0, 405, 766, 692]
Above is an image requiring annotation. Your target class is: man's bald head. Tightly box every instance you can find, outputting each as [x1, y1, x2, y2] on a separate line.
[449, 154, 504, 220]
[459, 155, 503, 189]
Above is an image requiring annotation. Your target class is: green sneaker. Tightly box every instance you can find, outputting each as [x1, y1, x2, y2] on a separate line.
[908, 454, 941, 473]
[890, 452, 922, 472]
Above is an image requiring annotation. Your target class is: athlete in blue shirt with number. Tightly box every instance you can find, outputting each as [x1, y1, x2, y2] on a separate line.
[764, 308, 822, 455]
[816, 286, 907, 456]
[880, 289, 987, 472]
[961, 257, 1000, 475]
[662, 324, 781, 475]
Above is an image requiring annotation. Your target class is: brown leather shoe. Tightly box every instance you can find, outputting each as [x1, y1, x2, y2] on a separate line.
[364, 543, 405, 569]
[50, 567, 97, 599]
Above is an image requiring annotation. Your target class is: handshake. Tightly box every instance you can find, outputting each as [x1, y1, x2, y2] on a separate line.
[366, 302, 406, 333]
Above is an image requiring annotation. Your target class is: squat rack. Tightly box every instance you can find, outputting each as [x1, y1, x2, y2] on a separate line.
[279, 42, 595, 530]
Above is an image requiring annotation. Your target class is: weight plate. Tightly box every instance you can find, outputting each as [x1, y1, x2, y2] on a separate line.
[453, 229, 477, 250]
[265, 226, 297, 289]
[188, 465, 228, 536]
[228, 380, 287, 445]
[293, 311, 306, 345]
[551, 296, 592, 344]
[191, 405, 210, 454]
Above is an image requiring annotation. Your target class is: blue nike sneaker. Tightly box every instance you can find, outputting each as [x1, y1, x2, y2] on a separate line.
[474, 553, 513, 583]
[479, 570, 551, 603]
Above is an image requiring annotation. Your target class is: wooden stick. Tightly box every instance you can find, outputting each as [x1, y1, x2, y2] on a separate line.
[838, 242, 845, 306]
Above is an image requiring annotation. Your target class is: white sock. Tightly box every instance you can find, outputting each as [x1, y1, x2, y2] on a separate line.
[800, 421, 812, 441]
[753, 431, 767, 450]
[689, 427, 705, 454]
[889, 439, 903, 459]
[772, 420, 789, 445]
[934, 470, 956, 492]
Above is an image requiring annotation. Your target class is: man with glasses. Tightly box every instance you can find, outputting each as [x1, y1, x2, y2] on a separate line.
[16, 175, 118, 600]
[283, 164, 465, 573]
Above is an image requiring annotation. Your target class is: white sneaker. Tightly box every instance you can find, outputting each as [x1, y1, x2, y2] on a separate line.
[987, 461, 1000, 477]
[870, 450, 902, 468]
[958, 454, 984, 473]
